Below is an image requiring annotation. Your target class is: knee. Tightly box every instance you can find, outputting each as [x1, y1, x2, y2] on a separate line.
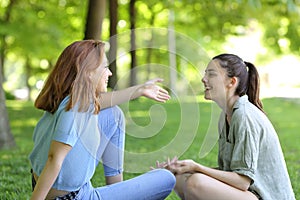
[101, 106, 124, 120]
[111, 106, 125, 125]
[99, 106, 125, 127]
[184, 173, 208, 196]
[154, 169, 176, 189]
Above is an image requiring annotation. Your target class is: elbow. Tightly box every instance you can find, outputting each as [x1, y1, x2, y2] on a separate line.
[237, 175, 252, 191]
[239, 182, 251, 191]
[47, 153, 63, 170]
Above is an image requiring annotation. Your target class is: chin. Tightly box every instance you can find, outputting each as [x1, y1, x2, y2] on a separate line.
[101, 88, 107, 93]
[204, 96, 211, 100]
[204, 92, 211, 100]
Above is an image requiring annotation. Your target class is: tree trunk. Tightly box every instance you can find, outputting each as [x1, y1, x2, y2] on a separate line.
[129, 0, 137, 86]
[0, 60, 15, 149]
[146, 12, 156, 80]
[84, 0, 106, 40]
[0, 36, 5, 79]
[25, 57, 31, 101]
[0, 0, 16, 149]
[108, 0, 118, 89]
[168, 2, 177, 96]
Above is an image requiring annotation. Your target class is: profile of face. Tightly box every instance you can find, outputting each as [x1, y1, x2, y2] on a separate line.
[201, 59, 232, 105]
[94, 55, 112, 93]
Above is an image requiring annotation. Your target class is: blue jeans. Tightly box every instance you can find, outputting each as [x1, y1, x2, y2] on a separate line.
[77, 106, 175, 199]
[97, 106, 126, 177]
[76, 169, 175, 200]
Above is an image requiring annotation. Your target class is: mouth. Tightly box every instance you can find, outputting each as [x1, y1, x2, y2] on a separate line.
[204, 86, 212, 92]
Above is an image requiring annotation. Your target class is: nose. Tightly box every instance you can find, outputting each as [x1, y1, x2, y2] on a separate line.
[201, 76, 206, 84]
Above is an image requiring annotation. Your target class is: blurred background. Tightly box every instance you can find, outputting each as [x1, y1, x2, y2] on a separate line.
[1, 0, 300, 101]
[1, 1, 300, 198]
[2, 0, 300, 148]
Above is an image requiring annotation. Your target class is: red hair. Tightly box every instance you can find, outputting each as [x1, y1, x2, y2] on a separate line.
[35, 40, 105, 114]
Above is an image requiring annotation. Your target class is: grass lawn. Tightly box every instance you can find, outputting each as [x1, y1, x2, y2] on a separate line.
[1, 97, 299, 199]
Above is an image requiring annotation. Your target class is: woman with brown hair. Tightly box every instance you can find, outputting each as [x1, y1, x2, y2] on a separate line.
[29, 40, 175, 200]
[158, 54, 295, 200]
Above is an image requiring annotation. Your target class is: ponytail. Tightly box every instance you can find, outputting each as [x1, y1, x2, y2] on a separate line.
[244, 61, 264, 113]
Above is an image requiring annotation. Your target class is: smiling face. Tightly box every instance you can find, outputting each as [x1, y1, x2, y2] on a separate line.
[201, 59, 232, 106]
[94, 55, 112, 93]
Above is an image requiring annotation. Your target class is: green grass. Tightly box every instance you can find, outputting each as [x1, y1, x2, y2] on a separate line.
[1, 97, 299, 199]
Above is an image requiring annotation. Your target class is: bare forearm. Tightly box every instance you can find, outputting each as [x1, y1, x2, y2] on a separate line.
[31, 141, 71, 200]
[100, 85, 144, 109]
[194, 164, 251, 191]
[30, 159, 62, 200]
[105, 174, 123, 185]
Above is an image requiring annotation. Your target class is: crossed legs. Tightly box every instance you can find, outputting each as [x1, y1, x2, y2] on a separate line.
[174, 173, 258, 200]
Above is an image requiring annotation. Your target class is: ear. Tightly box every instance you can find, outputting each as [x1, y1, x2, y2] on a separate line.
[228, 77, 238, 88]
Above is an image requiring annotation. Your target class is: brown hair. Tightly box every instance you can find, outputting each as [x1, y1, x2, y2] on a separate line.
[35, 40, 105, 114]
[213, 53, 264, 112]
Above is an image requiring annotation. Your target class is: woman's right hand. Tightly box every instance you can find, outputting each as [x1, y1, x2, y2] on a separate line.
[151, 156, 178, 171]
[141, 78, 170, 103]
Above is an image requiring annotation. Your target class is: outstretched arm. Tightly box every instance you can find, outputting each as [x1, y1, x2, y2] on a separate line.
[30, 141, 71, 200]
[100, 78, 170, 109]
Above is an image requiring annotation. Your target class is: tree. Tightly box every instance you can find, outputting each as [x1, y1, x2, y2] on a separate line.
[168, 0, 177, 95]
[0, 0, 16, 149]
[108, 0, 118, 89]
[84, 0, 106, 40]
[129, 0, 137, 86]
[0, 62, 15, 149]
[0, 60, 15, 149]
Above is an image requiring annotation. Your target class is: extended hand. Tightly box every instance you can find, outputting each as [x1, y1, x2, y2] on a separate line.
[142, 78, 170, 103]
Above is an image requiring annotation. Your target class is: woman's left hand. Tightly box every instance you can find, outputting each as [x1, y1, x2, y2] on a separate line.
[142, 78, 170, 103]
[168, 159, 200, 175]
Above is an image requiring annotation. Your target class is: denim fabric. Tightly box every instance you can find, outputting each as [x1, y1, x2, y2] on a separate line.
[97, 106, 125, 177]
[30, 104, 175, 199]
[76, 169, 176, 200]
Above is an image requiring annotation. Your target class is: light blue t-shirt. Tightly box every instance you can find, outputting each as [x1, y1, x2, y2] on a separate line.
[218, 95, 295, 200]
[29, 96, 101, 191]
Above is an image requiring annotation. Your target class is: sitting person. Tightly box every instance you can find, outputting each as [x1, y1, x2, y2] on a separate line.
[157, 54, 295, 200]
[29, 40, 175, 200]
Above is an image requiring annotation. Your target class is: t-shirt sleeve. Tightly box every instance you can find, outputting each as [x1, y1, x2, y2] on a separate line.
[53, 110, 78, 146]
[230, 117, 259, 183]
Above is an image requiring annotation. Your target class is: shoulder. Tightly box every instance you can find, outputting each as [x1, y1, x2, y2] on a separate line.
[232, 96, 265, 123]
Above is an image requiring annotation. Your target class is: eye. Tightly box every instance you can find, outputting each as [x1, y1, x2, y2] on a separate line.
[208, 72, 217, 77]
[205, 71, 217, 77]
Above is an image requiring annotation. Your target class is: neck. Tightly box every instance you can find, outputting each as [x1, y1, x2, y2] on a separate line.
[224, 95, 239, 123]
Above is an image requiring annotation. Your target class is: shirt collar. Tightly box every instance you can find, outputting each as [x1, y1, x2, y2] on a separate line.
[233, 95, 248, 110]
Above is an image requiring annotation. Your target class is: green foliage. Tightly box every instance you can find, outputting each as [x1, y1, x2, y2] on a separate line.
[4, 90, 15, 100]
[1, 97, 299, 199]
[5, 0, 87, 59]
[1, 0, 300, 96]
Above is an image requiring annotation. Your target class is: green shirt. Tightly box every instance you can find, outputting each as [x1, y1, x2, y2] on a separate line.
[218, 95, 295, 200]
